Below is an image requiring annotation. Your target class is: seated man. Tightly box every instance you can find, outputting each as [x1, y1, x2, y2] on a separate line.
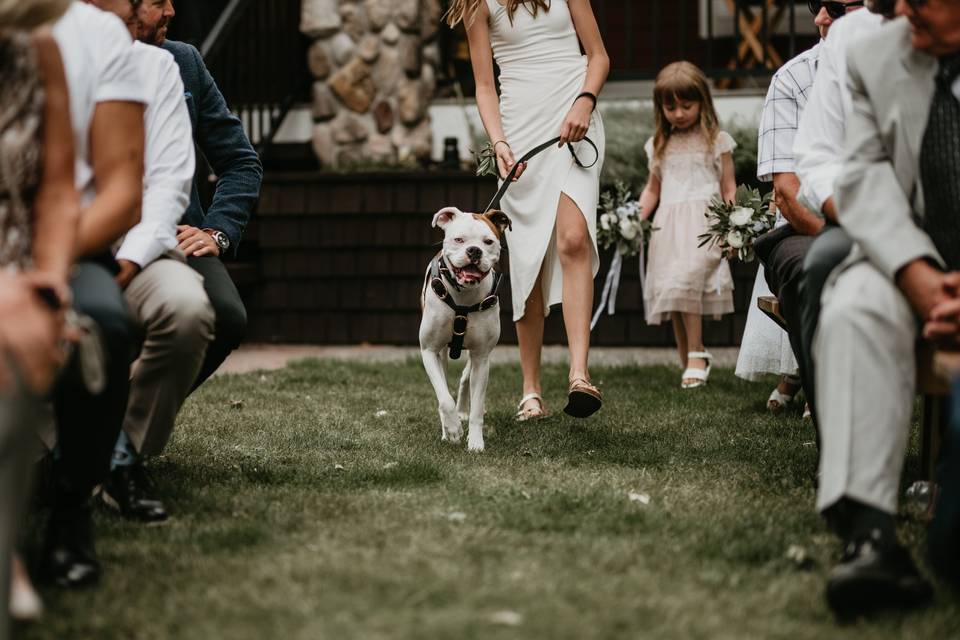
[89, 0, 215, 523]
[793, 0, 894, 418]
[49, 0, 146, 588]
[814, 0, 960, 615]
[139, 0, 263, 391]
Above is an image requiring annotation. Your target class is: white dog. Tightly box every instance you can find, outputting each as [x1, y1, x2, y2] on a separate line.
[420, 207, 511, 452]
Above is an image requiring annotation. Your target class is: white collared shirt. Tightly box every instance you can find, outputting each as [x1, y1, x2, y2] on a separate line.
[114, 42, 195, 268]
[757, 42, 821, 182]
[53, 2, 148, 207]
[794, 9, 885, 214]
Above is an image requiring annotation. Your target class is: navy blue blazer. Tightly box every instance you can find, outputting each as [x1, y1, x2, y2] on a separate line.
[162, 40, 263, 254]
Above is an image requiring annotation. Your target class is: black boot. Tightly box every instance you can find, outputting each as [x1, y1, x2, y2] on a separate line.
[43, 501, 100, 589]
[826, 528, 933, 617]
[100, 462, 167, 522]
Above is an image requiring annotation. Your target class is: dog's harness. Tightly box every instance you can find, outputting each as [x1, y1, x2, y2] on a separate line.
[429, 254, 502, 360]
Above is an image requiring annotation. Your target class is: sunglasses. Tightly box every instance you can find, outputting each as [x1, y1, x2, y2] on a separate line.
[807, 0, 866, 19]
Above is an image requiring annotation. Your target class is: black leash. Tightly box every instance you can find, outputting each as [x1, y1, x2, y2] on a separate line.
[429, 254, 503, 360]
[483, 136, 599, 213]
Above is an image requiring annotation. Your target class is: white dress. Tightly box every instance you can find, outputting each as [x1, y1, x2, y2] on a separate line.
[735, 215, 799, 381]
[486, 0, 605, 321]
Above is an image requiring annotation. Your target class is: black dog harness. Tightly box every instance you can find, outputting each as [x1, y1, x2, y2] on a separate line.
[429, 254, 502, 360]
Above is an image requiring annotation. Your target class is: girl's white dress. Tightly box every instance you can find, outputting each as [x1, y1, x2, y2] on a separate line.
[643, 129, 735, 325]
[735, 210, 799, 380]
[486, 0, 605, 321]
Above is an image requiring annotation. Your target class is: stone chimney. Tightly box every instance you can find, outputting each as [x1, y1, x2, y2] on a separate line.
[301, 0, 442, 168]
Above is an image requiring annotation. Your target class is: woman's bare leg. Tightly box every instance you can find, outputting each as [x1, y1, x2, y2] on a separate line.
[556, 193, 593, 382]
[671, 312, 687, 368]
[516, 271, 545, 412]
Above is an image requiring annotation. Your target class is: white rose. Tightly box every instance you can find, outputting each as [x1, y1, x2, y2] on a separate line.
[726, 230, 745, 249]
[752, 221, 767, 233]
[728, 207, 754, 227]
[600, 213, 612, 231]
[619, 218, 638, 241]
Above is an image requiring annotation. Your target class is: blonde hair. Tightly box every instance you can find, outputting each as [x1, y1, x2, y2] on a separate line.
[0, 0, 71, 30]
[651, 61, 720, 163]
[445, 0, 551, 28]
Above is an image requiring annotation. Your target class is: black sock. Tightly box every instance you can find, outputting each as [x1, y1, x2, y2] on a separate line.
[824, 498, 896, 544]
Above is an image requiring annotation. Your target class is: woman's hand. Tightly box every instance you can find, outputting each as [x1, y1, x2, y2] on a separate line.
[0, 273, 66, 394]
[559, 98, 593, 145]
[495, 143, 526, 182]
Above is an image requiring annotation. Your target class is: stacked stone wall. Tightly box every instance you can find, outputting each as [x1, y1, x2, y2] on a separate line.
[300, 0, 443, 167]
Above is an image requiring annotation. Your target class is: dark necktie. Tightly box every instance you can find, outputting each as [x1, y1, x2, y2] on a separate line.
[921, 54, 960, 270]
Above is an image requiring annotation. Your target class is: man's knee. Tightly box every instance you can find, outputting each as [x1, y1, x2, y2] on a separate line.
[804, 227, 852, 285]
[819, 264, 915, 344]
[212, 293, 247, 348]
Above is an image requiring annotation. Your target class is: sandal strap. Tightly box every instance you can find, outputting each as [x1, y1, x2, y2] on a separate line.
[682, 367, 708, 381]
[517, 393, 544, 411]
[687, 351, 713, 361]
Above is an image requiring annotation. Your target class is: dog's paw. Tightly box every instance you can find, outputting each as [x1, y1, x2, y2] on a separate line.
[467, 437, 485, 452]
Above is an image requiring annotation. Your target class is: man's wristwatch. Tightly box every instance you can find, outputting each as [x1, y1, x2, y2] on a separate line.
[205, 229, 230, 253]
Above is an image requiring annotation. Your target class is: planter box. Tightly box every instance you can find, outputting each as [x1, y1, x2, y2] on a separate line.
[243, 171, 758, 346]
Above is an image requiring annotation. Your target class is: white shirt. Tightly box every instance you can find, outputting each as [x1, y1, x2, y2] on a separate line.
[794, 9, 885, 214]
[53, 2, 147, 207]
[115, 43, 195, 268]
[757, 42, 821, 182]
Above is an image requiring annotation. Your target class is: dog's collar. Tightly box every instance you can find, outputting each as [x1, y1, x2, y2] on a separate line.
[429, 252, 502, 360]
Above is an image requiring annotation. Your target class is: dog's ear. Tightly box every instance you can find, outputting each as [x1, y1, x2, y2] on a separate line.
[432, 207, 463, 229]
[484, 210, 513, 235]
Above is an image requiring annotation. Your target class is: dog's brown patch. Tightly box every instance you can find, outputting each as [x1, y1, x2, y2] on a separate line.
[473, 213, 500, 238]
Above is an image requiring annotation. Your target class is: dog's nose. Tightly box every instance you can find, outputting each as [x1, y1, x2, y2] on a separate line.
[466, 246, 482, 263]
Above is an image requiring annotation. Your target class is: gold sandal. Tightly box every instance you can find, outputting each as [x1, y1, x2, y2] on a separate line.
[564, 378, 602, 418]
[516, 393, 549, 422]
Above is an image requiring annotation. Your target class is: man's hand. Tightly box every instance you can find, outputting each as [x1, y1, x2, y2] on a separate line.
[177, 225, 220, 258]
[897, 259, 960, 320]
[922, 272, 960, 346]
[115, 259, 141, 290]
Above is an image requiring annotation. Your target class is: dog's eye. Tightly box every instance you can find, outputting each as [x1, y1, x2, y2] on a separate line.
[483, 239, 495, 246]
[454, 237, 465, 244]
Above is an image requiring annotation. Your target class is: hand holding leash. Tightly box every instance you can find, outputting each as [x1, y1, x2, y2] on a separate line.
[494, 141, 526, 182]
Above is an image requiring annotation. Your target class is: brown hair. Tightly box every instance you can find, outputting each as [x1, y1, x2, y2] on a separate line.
[445, 0, 551, 28]
[651, 61, 720, 163]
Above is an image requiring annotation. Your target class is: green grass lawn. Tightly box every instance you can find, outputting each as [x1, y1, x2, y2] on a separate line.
[20, 359, 960, 639]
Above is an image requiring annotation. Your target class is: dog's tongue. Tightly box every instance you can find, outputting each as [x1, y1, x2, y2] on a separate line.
[460, 265, 484, 283]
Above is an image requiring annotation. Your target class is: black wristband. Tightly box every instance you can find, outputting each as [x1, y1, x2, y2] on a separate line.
[575, 92, 598, 110]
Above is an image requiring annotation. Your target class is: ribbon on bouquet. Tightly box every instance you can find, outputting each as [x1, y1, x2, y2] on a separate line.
[590, 243, 648, 330]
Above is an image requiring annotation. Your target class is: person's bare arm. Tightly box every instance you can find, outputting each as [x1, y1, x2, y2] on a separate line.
[639, 174, 661, 221]
[31, 31, 80, 292]
[821, 196, 838, 224]
[562, 0, 609, 144]
[465, 3, 526, 181]
[772, 172, 825, 236]
[720, 152, 737, 204]
[75, 101, 145, 258]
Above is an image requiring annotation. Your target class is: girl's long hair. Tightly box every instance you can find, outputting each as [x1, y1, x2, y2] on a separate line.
[0, 0, 70, 29]
[651, 61, 720, 163]
[445, 0, 551, 28]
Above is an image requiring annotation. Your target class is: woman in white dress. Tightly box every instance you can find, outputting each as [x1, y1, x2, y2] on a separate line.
[447, 0, 609, 420]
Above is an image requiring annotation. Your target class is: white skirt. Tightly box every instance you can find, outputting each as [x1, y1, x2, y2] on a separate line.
[735, 266, 799, 381]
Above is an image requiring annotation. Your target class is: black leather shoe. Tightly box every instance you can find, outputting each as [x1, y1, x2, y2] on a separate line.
[826, 529, 933, 616]
[44, 504, 100, 589]
[100, 463, 168, 522]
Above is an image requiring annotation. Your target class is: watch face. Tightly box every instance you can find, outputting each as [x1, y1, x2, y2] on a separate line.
[215, 233, 230, 250]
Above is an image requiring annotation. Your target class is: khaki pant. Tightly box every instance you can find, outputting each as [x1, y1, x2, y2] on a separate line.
[122, 254, 214, 456]
[814, 260, 918, 514]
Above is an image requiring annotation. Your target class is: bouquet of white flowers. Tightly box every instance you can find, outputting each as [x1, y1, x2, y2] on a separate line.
[598, 182, 656, 257]
[698, 185, 775, 262]
[592, 182, 658, 330]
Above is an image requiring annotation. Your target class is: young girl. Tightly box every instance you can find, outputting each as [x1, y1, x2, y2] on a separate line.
[638, 62, 736, 389]
[447, 0, 609, 419]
